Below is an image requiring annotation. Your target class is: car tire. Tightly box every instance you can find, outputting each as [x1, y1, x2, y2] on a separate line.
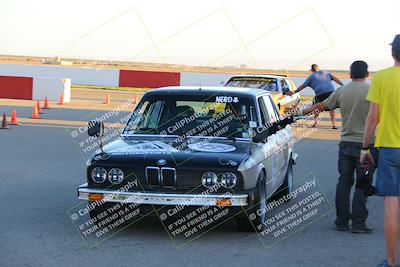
[236, 171, 267, 232]
[274, 159, 294, 201]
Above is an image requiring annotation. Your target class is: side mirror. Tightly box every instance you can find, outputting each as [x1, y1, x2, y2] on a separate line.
[282, 86, 290, 94]
[87, 121, 104, 137]
[252, 116, 294, 143]
[274, 116, 294, 133]
[252, 126, 269, 143]
[280, 116, 294, 126]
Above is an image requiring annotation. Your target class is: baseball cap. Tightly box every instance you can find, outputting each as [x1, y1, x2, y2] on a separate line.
[390, 34, 400, 51]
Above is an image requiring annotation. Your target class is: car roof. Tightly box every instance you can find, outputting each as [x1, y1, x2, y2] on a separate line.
[146, 86, 270, 97]
[227, 74, 289, 79]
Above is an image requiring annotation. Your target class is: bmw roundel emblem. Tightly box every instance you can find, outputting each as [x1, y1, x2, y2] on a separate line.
[157, 159, 167, 166]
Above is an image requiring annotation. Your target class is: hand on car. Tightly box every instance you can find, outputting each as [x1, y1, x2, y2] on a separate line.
[285, 91, 294, 96]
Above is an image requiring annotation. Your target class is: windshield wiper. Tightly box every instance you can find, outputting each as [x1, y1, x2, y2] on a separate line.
[187, 135, 240, 142]
[124, 127, 158, 134]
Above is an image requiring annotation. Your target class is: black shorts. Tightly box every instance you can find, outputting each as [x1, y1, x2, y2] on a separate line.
[314, 91, 333, 104]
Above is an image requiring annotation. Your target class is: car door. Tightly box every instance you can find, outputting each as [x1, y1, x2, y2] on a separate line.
[257, 95, 279, 198]
[265, 95, 289, 190]
[261, 95, 288, 192]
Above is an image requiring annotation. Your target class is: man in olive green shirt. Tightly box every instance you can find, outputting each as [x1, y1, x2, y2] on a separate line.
[294, 61, 377, 233]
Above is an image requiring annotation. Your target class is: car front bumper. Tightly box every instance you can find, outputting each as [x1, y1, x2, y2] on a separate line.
[77, 184, 249, 207]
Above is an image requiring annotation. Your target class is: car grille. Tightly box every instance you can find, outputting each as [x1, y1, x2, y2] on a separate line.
[162, 168, 176, 188]
[94, 167, 199, 190]
[146, 167, 177, 188]
[146, 167, 160, 187]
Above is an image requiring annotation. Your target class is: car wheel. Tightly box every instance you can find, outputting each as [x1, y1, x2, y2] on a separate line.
[274, 159, 294, 201]
[236, 171, 267, 232]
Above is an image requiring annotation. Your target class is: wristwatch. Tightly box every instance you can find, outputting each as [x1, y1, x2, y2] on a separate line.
[360, 148, 370, 155]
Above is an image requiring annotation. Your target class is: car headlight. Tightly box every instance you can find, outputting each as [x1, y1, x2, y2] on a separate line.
[221, 172, 237, 189]
[201, 172, 218, 188]
[91, 167, 107, 183]
[108, 168, 124, 184]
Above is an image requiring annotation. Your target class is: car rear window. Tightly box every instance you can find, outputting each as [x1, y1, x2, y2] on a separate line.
[225, 77, 279, 92]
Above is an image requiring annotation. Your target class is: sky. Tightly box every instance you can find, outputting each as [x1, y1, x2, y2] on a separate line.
[0, 0, 399, 71]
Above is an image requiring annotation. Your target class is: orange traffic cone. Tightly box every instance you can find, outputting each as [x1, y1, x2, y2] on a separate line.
[10, 110, 18, 125]
[36, 100, 43, 114]
[59, 93, 64, 105]
[1, 113, 8, 129]
[43, 97, 50, 109]
[104, 94, 110, 104]
[32, 104, 40, 119]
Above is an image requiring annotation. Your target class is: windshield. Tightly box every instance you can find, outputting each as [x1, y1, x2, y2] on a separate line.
[225, 77, 279, 92]
[123, 93, 257, 139]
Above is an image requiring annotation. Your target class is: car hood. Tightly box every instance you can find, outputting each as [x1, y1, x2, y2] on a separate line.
[92, 136, 251, 168]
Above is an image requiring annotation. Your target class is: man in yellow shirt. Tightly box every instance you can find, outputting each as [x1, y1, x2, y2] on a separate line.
[361, 34, 400, 267]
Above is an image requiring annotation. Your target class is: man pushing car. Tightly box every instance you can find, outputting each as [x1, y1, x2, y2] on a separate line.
[290, 60, 377, 233]
[286, 64, 343, 128]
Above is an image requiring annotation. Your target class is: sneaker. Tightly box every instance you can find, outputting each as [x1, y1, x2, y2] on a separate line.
[351, 225, 373, 234]
[335, 225, 350, 231]
[376, 260, 398, 267]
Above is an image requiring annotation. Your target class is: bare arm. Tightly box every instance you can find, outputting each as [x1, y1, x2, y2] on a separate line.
[286, 84, 306, 96]
[294, 84, 306, 94]
[362, 103, 379, 148]
[332, 75, 343, 86]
